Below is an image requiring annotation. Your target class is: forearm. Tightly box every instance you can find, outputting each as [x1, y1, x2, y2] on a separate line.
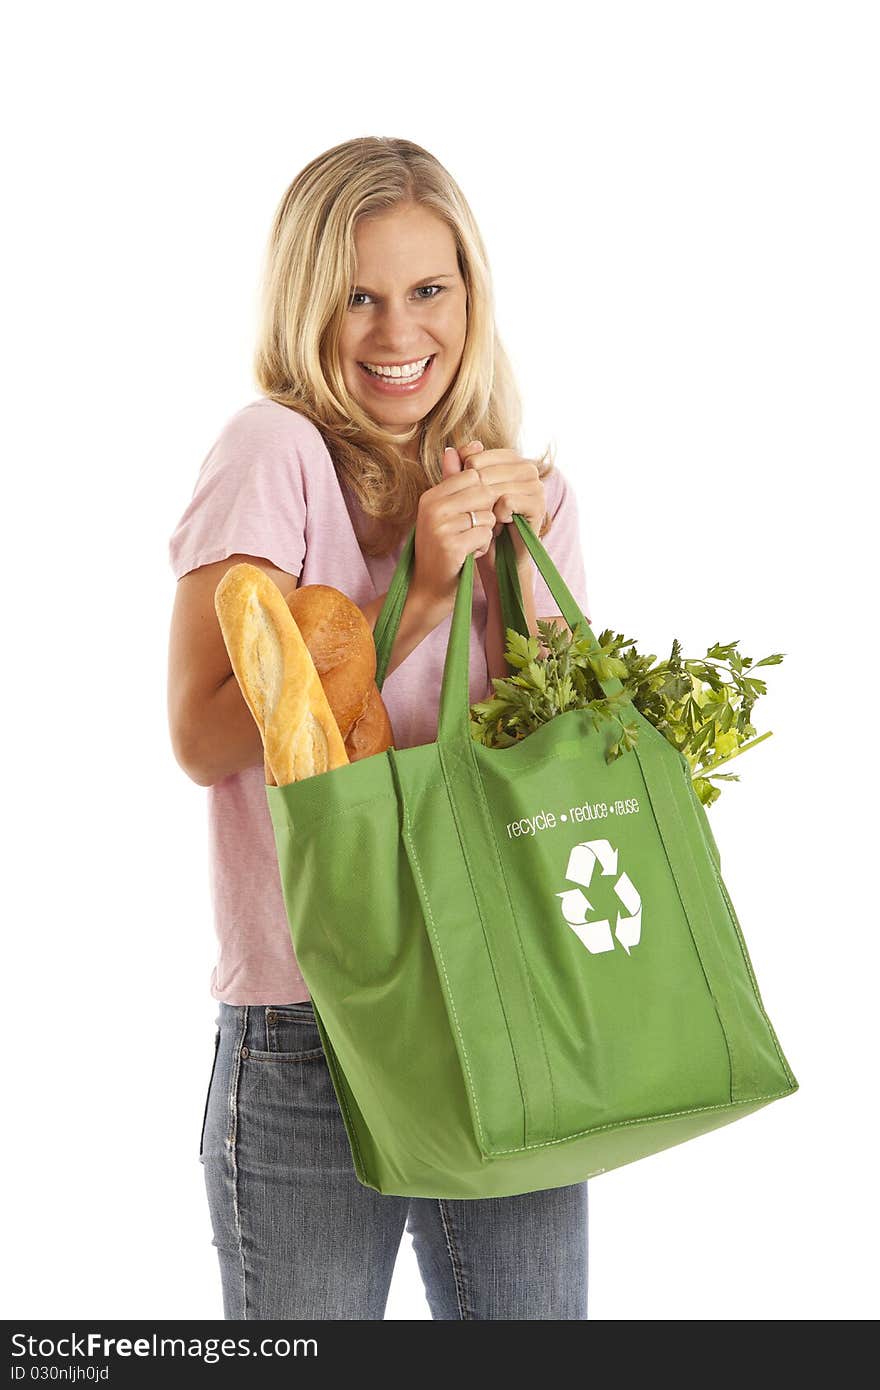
[359, 582, 454, 673]
[184, 672, 267, 786]
[187, 583, 453, 787]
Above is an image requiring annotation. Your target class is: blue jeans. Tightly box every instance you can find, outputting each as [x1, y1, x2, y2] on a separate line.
[200, 999, 589, 1319]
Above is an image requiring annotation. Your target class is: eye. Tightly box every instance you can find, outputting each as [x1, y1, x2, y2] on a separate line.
[347, 285, 446, 309]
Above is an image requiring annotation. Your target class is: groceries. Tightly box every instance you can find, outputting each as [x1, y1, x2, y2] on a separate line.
[213, 564, 395, 786]
[470, 621, 784, 807]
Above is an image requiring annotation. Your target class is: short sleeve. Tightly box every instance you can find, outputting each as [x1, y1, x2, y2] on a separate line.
[531, 466, 591, 624]
[168, 402, 309, 581]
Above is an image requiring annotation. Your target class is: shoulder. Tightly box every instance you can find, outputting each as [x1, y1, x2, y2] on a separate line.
[194, 400, 338, 512]
[541, 462, 575, 516]
[210, 398, 332, 471]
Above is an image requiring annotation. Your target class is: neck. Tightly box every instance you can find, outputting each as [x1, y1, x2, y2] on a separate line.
[388, 429, 421, 466]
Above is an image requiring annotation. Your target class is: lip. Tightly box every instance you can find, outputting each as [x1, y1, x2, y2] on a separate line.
[357, 355, 435, 395]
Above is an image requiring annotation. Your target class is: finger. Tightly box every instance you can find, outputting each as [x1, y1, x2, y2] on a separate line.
[457, 506, 496, 535]
[460, 440, 485, 469]
[464, 459, 540, 490]
[493, 485, 543, 525]
[442, 445, 463, 479]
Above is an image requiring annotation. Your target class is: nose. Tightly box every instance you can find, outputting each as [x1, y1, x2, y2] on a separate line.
[369, 298, 429, 354]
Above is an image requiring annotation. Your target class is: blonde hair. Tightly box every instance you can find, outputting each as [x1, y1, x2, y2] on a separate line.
[253, 135, 554, 557]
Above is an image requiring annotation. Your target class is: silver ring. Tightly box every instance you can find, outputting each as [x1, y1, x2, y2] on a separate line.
[468, 510, 478, 529]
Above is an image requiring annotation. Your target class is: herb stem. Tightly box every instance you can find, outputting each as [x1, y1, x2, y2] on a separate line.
[690, 730, 774, 778]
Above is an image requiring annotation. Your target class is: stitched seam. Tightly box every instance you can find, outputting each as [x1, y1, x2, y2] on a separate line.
[435, 740, 531, 1141]
[271, 788, 398, 836]
[401, 796, 488, 1152]
[661, 750, 738, 1099]
[468, 735, 559, 1139]
[437, 1200, 471, 1320]
[664, 750, 766, 1099]
[474, 731, 591, 775]
[199, 1026, 220, 1159]
[271, 782, 452, 837]
[270, 736, 596, 837]
[240, 1049, 326, 1063]
[229, 1006, 249, 1320]
[267, 1006, 317, 1053]
[635, 744, 736, 1100]
[684, 762, 798, 1090]
[712, 871, 797, 1088]
[487, 1087, 795, 1155]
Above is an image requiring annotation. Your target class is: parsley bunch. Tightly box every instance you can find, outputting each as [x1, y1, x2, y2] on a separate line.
[469, 620, 784, 807]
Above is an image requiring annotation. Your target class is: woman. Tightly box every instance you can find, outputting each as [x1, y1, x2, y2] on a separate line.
[167, 136, 593, 1320]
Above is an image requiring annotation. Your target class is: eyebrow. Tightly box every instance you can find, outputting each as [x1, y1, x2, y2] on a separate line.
[350, 273, 458, 294]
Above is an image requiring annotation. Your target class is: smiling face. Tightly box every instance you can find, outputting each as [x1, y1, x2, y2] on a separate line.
[339, 202, 468, 454]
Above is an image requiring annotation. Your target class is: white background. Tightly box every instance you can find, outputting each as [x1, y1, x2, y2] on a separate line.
[4, 0, 877, 1322]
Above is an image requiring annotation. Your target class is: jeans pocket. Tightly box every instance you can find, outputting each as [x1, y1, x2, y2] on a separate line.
[199, 1025, 221, 1161]
[242, 1004, 325, 1062]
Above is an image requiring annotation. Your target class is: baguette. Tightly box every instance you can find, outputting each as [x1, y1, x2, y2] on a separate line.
[213, 565, 395, 786]
[214, 564, 350, 785]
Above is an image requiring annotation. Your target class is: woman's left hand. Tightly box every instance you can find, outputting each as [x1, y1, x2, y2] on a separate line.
[456, 441, 547, 569]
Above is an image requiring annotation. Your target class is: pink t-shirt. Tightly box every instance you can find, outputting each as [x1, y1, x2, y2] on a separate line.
[168, 398, 591, 1004]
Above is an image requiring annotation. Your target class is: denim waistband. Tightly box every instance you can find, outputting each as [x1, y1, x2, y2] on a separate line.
[214, 997, 316, 1050]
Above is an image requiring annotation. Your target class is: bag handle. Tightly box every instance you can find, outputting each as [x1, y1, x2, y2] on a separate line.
[373, 523, 528, 688]
[493, 520, 530, 639]
[373, 512, 625, 745]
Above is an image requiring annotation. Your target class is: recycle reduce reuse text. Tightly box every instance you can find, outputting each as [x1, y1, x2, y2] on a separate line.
[505, 798, 641, 839]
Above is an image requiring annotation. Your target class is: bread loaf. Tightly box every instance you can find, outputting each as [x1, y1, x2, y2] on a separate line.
[285, 585, 394, 763]
[213, 564, 394, 786]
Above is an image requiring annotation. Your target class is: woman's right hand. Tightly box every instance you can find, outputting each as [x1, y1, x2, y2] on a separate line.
[410, 446, 500, 611]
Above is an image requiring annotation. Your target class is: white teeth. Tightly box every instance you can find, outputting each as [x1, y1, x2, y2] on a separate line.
[361, 356, 431, 379]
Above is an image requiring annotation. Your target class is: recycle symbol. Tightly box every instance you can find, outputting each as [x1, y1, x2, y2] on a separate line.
[555, 839, 642, 956]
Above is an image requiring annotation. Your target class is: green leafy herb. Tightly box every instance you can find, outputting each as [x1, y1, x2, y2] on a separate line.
[469, 619, 784, 807]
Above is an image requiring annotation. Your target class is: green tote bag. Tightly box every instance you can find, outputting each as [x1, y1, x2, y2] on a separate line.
[265, 512, 799, 1199]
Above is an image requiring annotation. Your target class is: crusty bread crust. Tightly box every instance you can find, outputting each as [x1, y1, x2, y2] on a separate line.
[214, 563, 350, 785]
[286, 585, 395, 761]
